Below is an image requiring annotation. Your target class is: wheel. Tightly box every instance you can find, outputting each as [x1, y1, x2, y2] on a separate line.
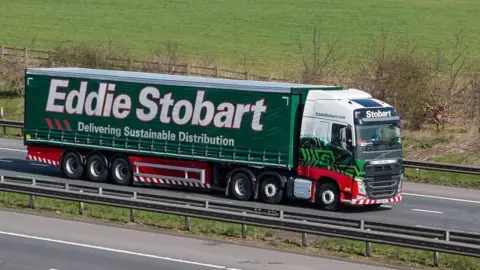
[110, 156, 132, 186]
[316, 182, 340, 211]
[229, 172, 253, 201]
[260, 176, 283, 204]
[61, 151, 84, 180]
[85, 153, 109, 183]
[364, 204, 382, 209]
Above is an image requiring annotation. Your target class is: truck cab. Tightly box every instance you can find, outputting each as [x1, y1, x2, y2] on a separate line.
[296, 89, 403, 210]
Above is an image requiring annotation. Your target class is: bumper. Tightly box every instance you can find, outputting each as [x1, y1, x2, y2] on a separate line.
[342, 194, 402, 205]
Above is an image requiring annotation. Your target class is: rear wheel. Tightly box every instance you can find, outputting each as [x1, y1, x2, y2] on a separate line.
[260, 176, 283, 204]
[85, 153, 109, 183]
[229, 172, 253, 201]
[61, 151, 84, 180]
[110, 156, 132, 186]
[316, 182, 340, 211]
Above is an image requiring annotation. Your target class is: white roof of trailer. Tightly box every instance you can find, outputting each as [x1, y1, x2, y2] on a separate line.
[26, 67, 342, 94]
[306, 89, 372, 100]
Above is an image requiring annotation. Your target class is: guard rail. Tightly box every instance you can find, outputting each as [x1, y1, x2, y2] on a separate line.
[0, 174, 479, 268]
[1, 119, 480, 175]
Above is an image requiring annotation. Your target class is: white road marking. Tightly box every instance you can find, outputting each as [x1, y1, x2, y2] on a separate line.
[31, 163, 49, 167]
[380, 205, 392, 209]
[0, 147, 27, 153]
[186, 196, 234, 204]
[403, 192, 480, 204]
[0, 159, 13, 163]
[415, 225, 444, 230]
[0, 230, 241, 270]
[411, 209, 443, 214]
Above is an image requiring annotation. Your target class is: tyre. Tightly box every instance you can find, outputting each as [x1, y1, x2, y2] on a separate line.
[316, 182, 340, 211]
[61, 151, 84, 180]
[260, 176, 283, 204]
[110, 156, 132, 186]
[229, 172, 253, 201]
[85, 153, 109, 183]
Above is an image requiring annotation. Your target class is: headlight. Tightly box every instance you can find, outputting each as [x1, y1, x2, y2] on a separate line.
[354, 178, 366, 194]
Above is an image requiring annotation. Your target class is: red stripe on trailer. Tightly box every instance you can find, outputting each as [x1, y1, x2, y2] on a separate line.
[63, 120, 72, 131]
[45, 118, 54, 129]
[54, 119, 63, 130]
[26, 145, 63, 166]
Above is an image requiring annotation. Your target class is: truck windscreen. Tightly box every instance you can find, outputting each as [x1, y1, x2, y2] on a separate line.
[355, 123, 401, 147]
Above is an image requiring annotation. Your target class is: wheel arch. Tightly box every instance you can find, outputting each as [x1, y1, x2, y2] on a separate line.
[110, 154, 132, 170]
[317, 176, 340, 191]
[85, 150, 108, 163]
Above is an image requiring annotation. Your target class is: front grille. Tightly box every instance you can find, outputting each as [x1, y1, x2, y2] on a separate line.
[364, 167, 401, 199]
[365, 163, 401, 176]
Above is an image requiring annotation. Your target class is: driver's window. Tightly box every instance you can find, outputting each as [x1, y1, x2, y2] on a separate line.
[331, 123, 351, 150]
[331, 123, 344, 147]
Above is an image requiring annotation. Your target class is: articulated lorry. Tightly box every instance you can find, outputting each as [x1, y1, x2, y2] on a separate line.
[23, 67, 403, 210]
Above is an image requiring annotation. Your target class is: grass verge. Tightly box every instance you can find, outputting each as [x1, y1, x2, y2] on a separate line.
[0, 191, 479, 270]
[405, 169, 480, 189]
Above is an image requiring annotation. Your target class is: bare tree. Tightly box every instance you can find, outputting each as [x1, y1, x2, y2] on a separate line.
[151, 40, 188, 74]
[296, 19, 343, 84]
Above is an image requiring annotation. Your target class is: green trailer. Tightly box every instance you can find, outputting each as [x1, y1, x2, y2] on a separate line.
[24, 67, 403, 210]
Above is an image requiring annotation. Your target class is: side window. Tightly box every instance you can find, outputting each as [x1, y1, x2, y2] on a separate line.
[300, 118, 329, 149]
[331, 123, 352, 151]
[331, 123, 346, 147]
[313, 121, 329, 141]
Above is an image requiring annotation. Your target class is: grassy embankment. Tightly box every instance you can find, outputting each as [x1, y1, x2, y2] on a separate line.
[1, 0, 480, 73]
[1, 191, 479, 270]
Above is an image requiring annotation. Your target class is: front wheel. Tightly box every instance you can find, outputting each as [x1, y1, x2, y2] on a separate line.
[316, 182, 340, 211]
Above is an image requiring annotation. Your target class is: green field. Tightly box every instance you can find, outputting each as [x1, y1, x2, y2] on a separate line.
[1, 0, 480, 72]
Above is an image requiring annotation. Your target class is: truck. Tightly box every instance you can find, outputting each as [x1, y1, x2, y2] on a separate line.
[23, 67, 403, 211]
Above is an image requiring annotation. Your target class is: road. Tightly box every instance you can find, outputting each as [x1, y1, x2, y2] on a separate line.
[0, 210, 397, 270]
[0, 138, 479, 233]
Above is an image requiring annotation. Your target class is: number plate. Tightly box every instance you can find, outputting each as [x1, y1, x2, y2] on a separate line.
[377, 199, 389, 203]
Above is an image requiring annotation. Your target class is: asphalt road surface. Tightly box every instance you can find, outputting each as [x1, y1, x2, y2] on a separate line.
[0, 210, 397, 270]
[0, 138, 479, 233]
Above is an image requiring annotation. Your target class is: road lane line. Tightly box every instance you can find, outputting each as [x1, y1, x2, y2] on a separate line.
[415, 225, 444, 230]
[186, 196, 234, 204]
[0, 230, 241, 270]
[30, 163, 49, 167]
[403, 192, 480, 204]
[411, 209, 443, 214]
[0, 160, 13, 163]
[0, 147, 27, 153]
